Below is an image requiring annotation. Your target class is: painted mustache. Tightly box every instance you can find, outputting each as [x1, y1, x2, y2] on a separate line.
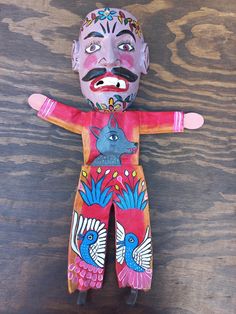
[82, 67, 138, 83]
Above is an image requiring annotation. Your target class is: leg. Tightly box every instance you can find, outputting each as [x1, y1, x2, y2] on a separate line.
[77, 290, 88, 305]
[67, 166, 113, 303]
[114, 166, 153, 304]
[126, 288, 139, 306]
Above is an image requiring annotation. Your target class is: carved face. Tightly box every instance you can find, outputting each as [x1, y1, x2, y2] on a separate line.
[72, 8, 149, 112]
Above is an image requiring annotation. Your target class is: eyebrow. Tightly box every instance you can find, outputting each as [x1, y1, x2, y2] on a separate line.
[116, 30, 136, 42]
[84, 31, 104, 40]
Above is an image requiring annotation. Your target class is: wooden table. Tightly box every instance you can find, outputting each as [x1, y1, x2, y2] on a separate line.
[0, 1, 235, 313]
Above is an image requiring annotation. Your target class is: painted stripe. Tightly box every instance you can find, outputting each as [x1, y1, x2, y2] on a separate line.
[174, 111, 183, 132]
[40, 97, 50, 117]
[39, 98, 56, 118]
[45, 99, 56, 117]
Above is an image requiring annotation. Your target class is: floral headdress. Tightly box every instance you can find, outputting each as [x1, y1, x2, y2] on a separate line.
[81, 8, 142, 38]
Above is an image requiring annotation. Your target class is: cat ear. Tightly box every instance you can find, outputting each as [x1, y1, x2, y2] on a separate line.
[108, 114, 118, 128]
[71, 40, 80, 72]
[90, 126, 101, 139]
[140, 43, 149, 75]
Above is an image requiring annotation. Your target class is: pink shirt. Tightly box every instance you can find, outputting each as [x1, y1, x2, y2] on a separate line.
[38, 98, 184, 166]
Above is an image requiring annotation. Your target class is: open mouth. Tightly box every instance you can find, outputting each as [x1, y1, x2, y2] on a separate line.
[90, 73, 129, 92]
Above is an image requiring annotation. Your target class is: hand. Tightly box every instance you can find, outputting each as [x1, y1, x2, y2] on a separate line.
[28, 93, 47, 111]
[184, 112, 204, 130]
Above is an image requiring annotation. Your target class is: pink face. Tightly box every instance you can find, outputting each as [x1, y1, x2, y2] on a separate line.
[72, 8, 149, 112]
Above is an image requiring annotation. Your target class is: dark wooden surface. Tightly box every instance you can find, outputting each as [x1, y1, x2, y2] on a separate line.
[0, 1, 236, 313]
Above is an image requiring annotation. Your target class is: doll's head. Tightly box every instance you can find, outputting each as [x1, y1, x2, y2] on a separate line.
[72, 8, 149, 112]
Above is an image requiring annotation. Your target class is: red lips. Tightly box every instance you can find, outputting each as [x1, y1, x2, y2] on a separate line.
[90, 72, 129, 92]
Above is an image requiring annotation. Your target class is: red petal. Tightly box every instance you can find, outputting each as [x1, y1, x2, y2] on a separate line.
[119, 10, 125, 18]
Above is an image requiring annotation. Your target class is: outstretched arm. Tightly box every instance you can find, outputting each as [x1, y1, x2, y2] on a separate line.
[28, 93, 87, 134]
[139, 111, 204, 134]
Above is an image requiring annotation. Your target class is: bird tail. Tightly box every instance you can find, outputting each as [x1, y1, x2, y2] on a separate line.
[68, 256, 104, 291]
[118, 265, 152, 290]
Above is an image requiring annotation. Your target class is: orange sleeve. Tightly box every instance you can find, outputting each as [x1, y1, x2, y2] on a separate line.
[139, 111, 184, 134]
[37, 97, 88, 134]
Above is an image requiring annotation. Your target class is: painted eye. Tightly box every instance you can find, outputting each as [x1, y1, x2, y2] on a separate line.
[129, 237, 134, 243]
[118, 43, 134, 52]
[85, 43, 101, 54]
[109, 134, 118, 141]
[88, 235, 93, 240]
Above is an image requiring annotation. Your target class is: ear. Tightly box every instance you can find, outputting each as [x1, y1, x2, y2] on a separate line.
[90, 126, 101, 139]
[71, 40, 80, 72]
[108, 114, 118, 128]
[140, 43, 149, 75]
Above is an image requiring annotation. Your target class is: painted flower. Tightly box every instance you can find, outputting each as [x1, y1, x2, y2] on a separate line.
[98, 8, 116, 21]
[108, 97, 122, 112]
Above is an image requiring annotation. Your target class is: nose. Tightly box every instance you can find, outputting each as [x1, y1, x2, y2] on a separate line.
[99, 56, 120, 68]
[99, 43, 120, 68]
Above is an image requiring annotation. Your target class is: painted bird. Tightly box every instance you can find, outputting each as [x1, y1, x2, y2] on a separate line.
[78, 230, 100, 267]
[69, 212, 107, 289]
[116, 222, 152, 289]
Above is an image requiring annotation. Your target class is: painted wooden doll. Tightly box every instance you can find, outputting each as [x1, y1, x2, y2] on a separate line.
[28, 8, 204, 305]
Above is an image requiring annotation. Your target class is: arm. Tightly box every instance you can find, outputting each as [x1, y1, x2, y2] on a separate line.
[28, 93, 87, 134]
[139, 111, 204, 134]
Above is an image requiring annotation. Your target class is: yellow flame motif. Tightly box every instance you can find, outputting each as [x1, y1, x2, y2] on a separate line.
[113, 171, 118, 178]
[109, 97, 114, 106]
[115, 185, 120, 190]
[82, 171, 87, 177]
[132, 170, 137, 177]
[97, 167, 102, 173]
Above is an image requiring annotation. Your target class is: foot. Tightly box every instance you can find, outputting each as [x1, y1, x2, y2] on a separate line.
[77, 291, 88, 305]
[126, 288, 138, 306]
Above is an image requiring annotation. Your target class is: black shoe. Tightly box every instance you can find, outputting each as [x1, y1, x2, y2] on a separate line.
[126, 288, 138, 306]
[77, 291, 88, 305]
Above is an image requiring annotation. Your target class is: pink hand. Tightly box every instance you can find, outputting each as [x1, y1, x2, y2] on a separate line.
[28, 93, 47, 111]
[184, 113, 204, 130]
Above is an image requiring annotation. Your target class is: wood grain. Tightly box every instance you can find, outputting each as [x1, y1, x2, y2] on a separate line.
[0, 1, 235, 313]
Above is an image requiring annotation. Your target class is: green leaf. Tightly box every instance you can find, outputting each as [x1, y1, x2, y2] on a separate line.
[96, 102, 102, 109]
[114, 95, 123, 101]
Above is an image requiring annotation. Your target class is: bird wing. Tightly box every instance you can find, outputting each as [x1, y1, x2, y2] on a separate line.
[70, 211, 88, 257]
[89, 219, 107, 268]
[132, 226, 152, 270]
[116, 222, 126, 265]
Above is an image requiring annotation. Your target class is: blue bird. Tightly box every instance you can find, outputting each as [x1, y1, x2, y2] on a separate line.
[78, 230, 99, 267]
[118, 233, 145, 272]
[116, 222, 152, 272]
[71, 212, 107, 268]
